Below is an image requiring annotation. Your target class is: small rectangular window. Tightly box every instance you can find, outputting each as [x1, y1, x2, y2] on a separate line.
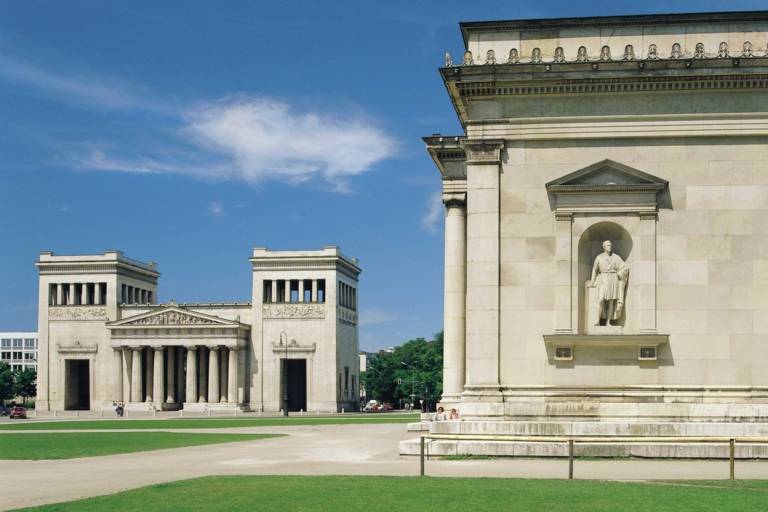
[639, 346, 657, 361]
[23, 339, 35, 348]
[12, 339, 22, 348]
[1, 339, 10, 348]
[1, 352, 10, 360]
[554, 346, 573, 361]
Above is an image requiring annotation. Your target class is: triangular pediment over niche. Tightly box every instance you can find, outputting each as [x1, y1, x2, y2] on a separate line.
[546, 160, 668, 214]
[107, 306, 239, 328]
[546, 159, 667, 190]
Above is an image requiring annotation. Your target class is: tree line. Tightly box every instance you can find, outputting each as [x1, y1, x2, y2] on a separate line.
[0, 362, 37, 406]
[361, 331, 443, 410]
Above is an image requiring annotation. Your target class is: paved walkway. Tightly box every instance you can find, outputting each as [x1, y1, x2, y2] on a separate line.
[2, 423, 768, 510]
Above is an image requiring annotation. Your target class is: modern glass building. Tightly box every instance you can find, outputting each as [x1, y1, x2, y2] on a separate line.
[0, 332, 38, 372]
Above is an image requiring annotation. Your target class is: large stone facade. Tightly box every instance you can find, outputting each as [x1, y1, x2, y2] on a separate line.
[428, 12, 768, 423]
[36, 247, 361, 412]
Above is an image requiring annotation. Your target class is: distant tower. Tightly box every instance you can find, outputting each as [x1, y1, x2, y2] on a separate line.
[36, 251, 159, 411]
[250, 246, 361, 412]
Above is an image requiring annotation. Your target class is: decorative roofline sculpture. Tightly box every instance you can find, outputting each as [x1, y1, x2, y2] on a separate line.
[718, 41, 729, 58]
[670, 42, 683, 59]
[600, 45, 612, 62]
[451, 39, 766, 66]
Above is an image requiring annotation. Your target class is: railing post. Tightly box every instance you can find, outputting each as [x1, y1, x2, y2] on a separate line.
[729, 439, 735, 480]
[568, 439, 574, 480]
[420, 436, 425, 477]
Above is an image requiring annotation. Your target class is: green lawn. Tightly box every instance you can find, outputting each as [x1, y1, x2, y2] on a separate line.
[17, 475, 768, 511]
[0, 432, 279, 460]
[0, 414, 417, 431]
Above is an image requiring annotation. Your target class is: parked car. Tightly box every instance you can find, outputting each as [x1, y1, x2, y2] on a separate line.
[0, 404, 10, 417]
[9, 406, 27, 419]
[363, 400, 380, 412]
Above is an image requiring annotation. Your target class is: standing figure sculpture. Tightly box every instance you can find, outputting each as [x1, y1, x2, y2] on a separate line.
[588, 240, 629, 325]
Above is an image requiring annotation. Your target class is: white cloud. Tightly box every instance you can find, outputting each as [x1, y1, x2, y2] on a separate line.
[3, 54, 397, 191]
[208, 202, 224, 216]
[359, 309, 398, 326]
[182, 96, 397, 187]
[421, 191, 443, 233]
[0, 53, 169, 114]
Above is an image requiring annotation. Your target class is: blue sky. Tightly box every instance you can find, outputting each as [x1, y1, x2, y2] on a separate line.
[1, 1, 764, 350]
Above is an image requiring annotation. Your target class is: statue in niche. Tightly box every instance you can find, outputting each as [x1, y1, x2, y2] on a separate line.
[588, 240, 629, 326]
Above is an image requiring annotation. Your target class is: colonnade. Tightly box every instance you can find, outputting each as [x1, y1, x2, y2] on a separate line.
[115, 345, 241, 406]
[264, 279, 326, 303]
[49, 282, 106, 306]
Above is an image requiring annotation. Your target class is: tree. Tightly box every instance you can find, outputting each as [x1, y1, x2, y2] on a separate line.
[14, 368, 37, 407]
[0, 362, 14, 404]
[363, 331, 443, 410]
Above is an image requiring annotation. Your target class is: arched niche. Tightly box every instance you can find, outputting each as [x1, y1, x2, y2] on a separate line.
[577, 221, 632, 333]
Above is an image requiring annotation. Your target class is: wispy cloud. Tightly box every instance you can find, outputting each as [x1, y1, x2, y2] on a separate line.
[359, 309, 398, 326]
[183, 96, 397, 189]
[421, 191, 443, 233]
[208, 201, 224, 216]
[0, 53, 171, 114]
[4, 52, 398, 191]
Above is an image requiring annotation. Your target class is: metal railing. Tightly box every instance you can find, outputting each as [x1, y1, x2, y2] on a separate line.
[419, 434, 768, 480]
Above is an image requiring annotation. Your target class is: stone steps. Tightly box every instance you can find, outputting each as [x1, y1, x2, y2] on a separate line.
[398, 419, 768, 458]
[398, 438, 768, 458]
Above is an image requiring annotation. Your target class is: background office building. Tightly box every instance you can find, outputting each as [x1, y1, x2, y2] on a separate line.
[0, 332, 38, 372]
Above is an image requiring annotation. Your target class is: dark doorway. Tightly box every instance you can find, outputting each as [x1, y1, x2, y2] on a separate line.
[64, 359, 90, 410]
[284, 359, 307, 412]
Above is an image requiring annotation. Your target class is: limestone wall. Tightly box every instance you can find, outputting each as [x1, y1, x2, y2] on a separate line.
[494, 136, 768, 388]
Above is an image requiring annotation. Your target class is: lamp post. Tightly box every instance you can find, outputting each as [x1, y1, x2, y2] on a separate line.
[280, 331, 289, 417]
[400, 362, 416, 410]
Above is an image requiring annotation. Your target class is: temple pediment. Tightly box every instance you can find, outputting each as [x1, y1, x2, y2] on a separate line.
[546, 160, 667, 214]
[107, 306, 243, 328]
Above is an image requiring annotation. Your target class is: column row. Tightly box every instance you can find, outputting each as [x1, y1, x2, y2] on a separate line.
[263, 279, 326, 304]
[115, 345, 241, 406]
[120, 284, 153, 305]
[49, 282, 106, 306]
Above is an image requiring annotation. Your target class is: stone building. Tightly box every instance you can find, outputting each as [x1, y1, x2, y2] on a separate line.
[35, 247, 361, 412]
[407, 11, 768, 456]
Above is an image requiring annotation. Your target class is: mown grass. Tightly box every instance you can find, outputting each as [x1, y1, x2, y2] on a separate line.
[18, 475, 768, 511]
[0, 432, 279, 460]
[0, 413, 418, 431]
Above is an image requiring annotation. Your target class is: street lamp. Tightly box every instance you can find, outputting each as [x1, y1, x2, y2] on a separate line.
[400, 362, 416, 411]
[280, 331, 289, 417]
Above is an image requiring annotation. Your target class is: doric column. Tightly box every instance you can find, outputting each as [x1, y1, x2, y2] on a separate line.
[298, 280, 305, 302]
[311, 280, 318, 302]
[208, 347, 220, 404]
[153, 347, 164, 408]
[145, 348, 154, 402]
[113, 348, 123, 401]
[55, 283, 63, 305]
[219, 347, 228, 402]
[81, 284, 88, 305]
[185, 347, 197, 403]
[461, 139, 504, 388]
[227, 347, 239, 404]
[130, 347, 142, 402]
[442, 190, 467, 399]
[284, 280, 291, 302]
[271, 280, 278, 303]
[68, 283, 76, 305]
[166, 346, 176, 403]
[122, 347, 131, 402]
[95, 283, 102, 305]
[198, 346, 208, 402]
[176, 347, 185, 403]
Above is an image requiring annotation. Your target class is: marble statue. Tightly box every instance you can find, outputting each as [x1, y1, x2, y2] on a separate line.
[588, 240, 629, 325]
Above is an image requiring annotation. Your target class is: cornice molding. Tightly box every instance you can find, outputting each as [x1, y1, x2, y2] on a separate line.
[454, 72, 768, 99]
[460, 139, 504, 164]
